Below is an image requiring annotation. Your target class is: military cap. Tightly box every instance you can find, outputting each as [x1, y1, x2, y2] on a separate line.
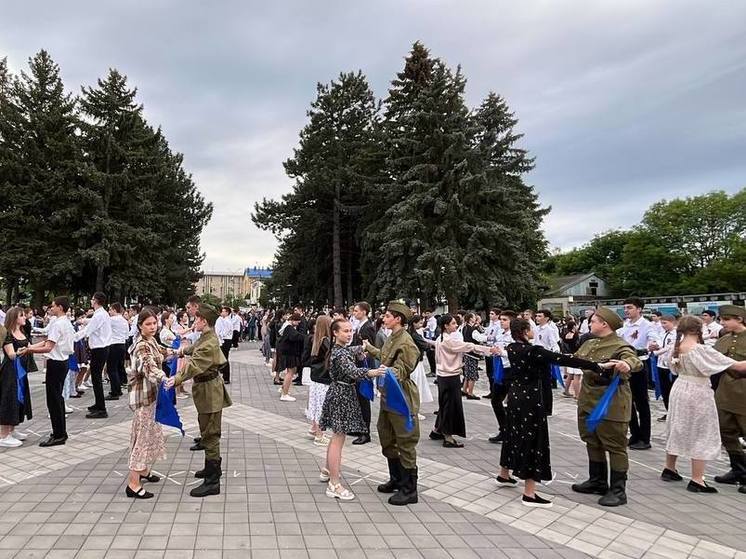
[387, 299, 413, 322]
[196, 303, 219, 325]
[595, 306, 623, 331]
[718, 304, 746, 320]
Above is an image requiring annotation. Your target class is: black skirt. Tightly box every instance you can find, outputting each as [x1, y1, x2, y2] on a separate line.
[275, 353, 302, 372]
[0, 356, 33, 425]
[434, 375, 466, 437]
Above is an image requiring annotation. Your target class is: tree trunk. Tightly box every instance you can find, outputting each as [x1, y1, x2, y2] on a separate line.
[96, 264, 105, 293]
[332, 184, 343, 309]
[346, 250, 353, 307]
[447, 293, 459, 313]
[32, 284, 45, 310]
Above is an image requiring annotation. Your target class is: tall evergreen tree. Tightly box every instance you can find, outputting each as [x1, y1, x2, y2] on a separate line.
[0, 51, 87, 306]
[364, 43, 547, 310]
[253, 71, 381, 307]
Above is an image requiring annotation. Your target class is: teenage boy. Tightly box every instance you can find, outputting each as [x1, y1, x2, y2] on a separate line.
[74, 292, 112, 418]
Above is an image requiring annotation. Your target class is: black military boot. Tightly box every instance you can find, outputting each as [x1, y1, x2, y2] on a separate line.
[190, 459, 221, 497]
[714, 452, 746, 485]
[377, 458, 403, 494]
[598, 470, 627, 507]
[572, 461, 609, 495]
[388, 467, 418, 506]
[195, 457, 222, 479]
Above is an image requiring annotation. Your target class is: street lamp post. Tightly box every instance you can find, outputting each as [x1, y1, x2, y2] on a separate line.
[286, 284, 293, 309]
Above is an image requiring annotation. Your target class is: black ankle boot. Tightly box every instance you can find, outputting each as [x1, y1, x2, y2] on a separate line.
[195, 457, 221, 479]
[598, 470, 627, 506]
[572, 461, 609, 495]
[388, 467, 418, 506]
[714, 452, 746, 485]
[190, 458, 221, 497]
[377, 458, 403, 494]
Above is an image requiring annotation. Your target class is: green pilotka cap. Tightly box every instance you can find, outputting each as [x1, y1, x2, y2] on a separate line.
[595, 307, 623, 331]
[719, 305, 746, 320]
[197, 304, 219, 326]
[387, 300, 413, 322]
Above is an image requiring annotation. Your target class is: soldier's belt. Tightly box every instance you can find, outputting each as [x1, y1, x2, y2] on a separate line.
[194, 371, 220, 383]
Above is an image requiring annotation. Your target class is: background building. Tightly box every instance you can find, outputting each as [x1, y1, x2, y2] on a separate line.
[537, 272, 609, 315]
[194, 267, 273, 305]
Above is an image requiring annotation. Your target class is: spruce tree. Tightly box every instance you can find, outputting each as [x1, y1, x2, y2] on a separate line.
[253, 71, 381, 307]
[0, 51, 87, 306]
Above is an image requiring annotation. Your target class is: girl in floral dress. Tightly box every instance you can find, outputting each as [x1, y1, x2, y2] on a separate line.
[318, 319, 385, 500]
[126, 308, 170, 499]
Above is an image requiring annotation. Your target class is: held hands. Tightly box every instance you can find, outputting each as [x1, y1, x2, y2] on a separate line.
[367, 366, 387, 378]
[489, 346, 502, 355]
[17, 347, 29, 356]
[164, 377, 176, 389]
[603, 359, 631, 374]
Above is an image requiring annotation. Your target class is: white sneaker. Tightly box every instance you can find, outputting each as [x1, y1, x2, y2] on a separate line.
[326, 482, 355, 500]
[417, 413, 426, 420]
[65, 405, 74, 414]
[280, 394, 296, 402]
[0, 435, 22, 448]
[12, 431, 28, 441]
[319, 468, 330, 483]
[313, 435, 330, 447]
[307, 430, 318, 440]
[77, 384, 88, 392]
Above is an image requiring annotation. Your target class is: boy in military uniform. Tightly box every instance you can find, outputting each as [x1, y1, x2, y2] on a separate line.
[363, 300, 421, 506]
[713, 305, 746, 493]
[572, 307, 642, 506]
[165, 304, 232, 497]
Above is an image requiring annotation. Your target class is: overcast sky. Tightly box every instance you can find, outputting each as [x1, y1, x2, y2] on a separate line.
[3, 1, 745, 273]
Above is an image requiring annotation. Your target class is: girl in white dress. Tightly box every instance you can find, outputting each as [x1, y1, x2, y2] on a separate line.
[662, 316, 746, 492]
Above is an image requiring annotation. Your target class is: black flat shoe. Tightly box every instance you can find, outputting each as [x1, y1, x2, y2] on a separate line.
[496, 475, 518, 487]
[85, 410, 108, 419]
[351, 435, 370, 445]
[140, 473, 161, 483]
[126, 485, 154, 499]
[522, 493, 552, 508]
[661, 468, 683, 482]
[69, 393, 82, 398]
[105, 394, 119, 401]
[489, 433, 505, 444]
[39, 436, 67, 447]
[629, 441, 651, 450]
[465, 394, 481, 400]
[190, 442, 205, 451]
[428, 431, 445, 440]
[443, 440, 464, 448]
[87, 405, 98, 411]
[687, 480, 717, 493]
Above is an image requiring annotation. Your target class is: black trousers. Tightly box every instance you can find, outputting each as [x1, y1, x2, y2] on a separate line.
[106, 343, 127, 396]
[490, 369, 512, 433]
[46, 359, 68, 438]
[357, 390, 371, 432]
[220, 339, 231, 383]
[232, 331, 240, 348]
[425, 348, 436, 375]
[247, 325, 256, 341]
[629, 361, 651, 444]
[89, 347, 109, 411]
[658, 366, 676, 410]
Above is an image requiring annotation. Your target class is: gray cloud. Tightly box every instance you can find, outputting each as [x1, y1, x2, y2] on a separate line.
[2, 0, 744, 270]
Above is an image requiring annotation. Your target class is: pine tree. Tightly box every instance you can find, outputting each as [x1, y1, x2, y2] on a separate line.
[0, 51, 87, 306]
[253, 71, 381, 307]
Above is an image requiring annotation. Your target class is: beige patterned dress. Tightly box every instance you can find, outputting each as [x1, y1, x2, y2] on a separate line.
[128, 337, 168, 471]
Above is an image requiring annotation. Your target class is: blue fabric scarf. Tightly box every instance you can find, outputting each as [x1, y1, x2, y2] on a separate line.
[380, 368, 414, 432]
[586, 375, 621, 433]
[15, 358, 27, 405]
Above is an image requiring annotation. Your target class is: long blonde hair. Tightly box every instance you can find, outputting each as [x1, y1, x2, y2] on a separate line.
[311, 315, 332, 357]
[672, 315, 704, 360]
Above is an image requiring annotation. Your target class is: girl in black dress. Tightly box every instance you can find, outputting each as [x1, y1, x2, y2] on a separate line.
[496, 318, 610, 508]
[0, 307, 33, 448]
[319, 319, 385, 500]
[278, 313, 306, 401]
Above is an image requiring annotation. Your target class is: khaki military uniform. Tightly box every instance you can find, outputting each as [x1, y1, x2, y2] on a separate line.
[175, 327, 232, 460]
[366, 328, 421, 469]
[575, 334, 642, 472]
[714, 330, 746, 454]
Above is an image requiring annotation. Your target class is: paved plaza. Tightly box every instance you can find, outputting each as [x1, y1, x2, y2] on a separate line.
[0, 343, 745, 559]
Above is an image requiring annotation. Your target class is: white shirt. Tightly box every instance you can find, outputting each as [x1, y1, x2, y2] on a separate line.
[654, 328, 676, 369]
[535, 322, 560, 352]
[495, 328, 514, 368]
[215, 316, 233, 341]
[579, 317, 591, 335]
[702, 321, 723, 346]
[110, 315, 130, 345]
[231, 314, 242, 332]
[160, 326, 177, 346]
[45, 317, 75, 361]
[74, 307, 112, 349]
[617, 317, 660, 357]
[426, 316, 437, 337]
[128, 315, 138, 338]
[0, 308, 5, 324]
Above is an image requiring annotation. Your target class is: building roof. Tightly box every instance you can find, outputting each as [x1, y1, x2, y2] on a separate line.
[545, 272, 600, 297]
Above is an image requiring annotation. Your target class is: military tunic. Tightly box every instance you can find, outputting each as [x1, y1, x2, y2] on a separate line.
[575, 334, 642, 472]
[366, 327, 420, 469]
[175, 327, 232, 460]
[714, 330, 746, 454]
